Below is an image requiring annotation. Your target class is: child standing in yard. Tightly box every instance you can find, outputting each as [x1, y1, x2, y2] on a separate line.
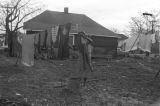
[75, 32, 93, 85]
[67, 32, 93, 94]
[76, 32, 93, 72]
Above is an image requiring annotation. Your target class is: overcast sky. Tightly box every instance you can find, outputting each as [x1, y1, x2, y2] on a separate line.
[39, 0, 160, 33]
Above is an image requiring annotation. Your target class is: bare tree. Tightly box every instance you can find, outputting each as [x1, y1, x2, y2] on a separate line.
[109, 27, 120, 33]
[129, 10, 160, 36]
[0, 0, 42, 56]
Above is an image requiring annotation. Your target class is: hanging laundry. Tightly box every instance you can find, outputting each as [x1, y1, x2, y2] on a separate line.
[51, 25, 59, 43]
[151, 34, 156, 43]
[42, 30, 48, 49]
[124, 34, 139, 52]
[124, 33, 159, 53]
[139, 34, 151, 52]
[57, 23, 71, 59]
[40, 31, 46, 46]
[22, 34, 35, 66]
[155, 31, 160, 43]
[151, 32, 159, 53]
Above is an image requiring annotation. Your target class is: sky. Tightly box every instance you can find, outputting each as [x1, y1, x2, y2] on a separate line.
[1, 0, 160, 34]
[38, 0, 160, 34]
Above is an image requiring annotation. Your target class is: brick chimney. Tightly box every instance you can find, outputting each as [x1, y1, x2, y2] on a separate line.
[64, 7, 68, 14]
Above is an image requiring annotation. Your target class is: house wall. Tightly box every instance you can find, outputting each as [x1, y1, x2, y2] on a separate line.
[91, 36, 118, 57]
[118, 39, 126, 51]
[26, 30, 118, 57]
[69, 35, 118, 57]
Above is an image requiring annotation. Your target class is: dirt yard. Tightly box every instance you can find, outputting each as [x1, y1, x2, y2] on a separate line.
[0, 55, 160, 106]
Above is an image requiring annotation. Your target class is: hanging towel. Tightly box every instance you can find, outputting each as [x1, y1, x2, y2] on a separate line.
[22, 34, 35, 66]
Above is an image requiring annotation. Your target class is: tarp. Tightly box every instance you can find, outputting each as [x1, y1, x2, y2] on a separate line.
[22, 34, 35, 66]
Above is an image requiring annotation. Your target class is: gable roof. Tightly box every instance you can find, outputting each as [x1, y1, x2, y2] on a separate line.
[24, 10, 118, 37]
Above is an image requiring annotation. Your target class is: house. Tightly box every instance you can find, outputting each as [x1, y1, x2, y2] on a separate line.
[23, 8, 120, 57]
[117, 34, 128, 51]
[118, 34, 128, 41]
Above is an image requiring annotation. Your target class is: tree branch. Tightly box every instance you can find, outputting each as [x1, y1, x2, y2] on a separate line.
[8, 0, 22, 22]
[9, 9, 20, 22]
[15, 26, 23, 31]
[13, 8, 40, 32]
[18, 0, 31, 10]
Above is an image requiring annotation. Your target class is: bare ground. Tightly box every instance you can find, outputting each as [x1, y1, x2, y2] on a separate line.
[0, 55, 160, 106]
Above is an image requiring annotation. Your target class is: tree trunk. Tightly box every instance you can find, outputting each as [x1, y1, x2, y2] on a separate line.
[8, 32, 17, 57]
[8, 32, 12, 56]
